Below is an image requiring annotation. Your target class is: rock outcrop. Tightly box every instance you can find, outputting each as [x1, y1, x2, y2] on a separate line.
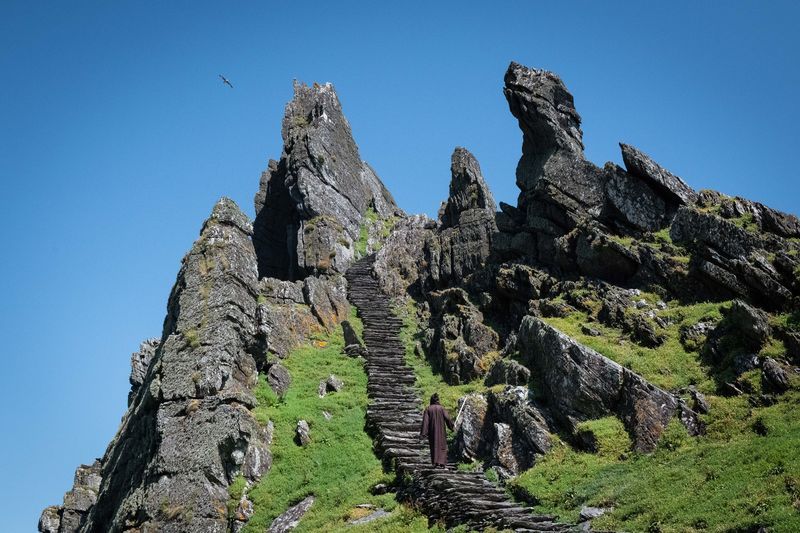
[431, 148, 498, 286]
[518, 316, 698, 452]
[253, 81, 401, 281]
[39, 461, 102, 533]
[421, 288, 499, 384]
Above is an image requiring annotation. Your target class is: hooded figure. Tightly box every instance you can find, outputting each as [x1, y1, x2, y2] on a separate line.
[420, 393, 454, 467]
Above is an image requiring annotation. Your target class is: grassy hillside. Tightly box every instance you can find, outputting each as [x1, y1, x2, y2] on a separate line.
[513, 299, 800, 532]
[396, 292, 800, 531]
[242, 306, 438, 532]
[239, 293, 799, 532]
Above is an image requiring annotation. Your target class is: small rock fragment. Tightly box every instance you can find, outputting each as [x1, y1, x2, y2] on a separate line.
[267, 363, 291, 396]
[762, 358, 790, 393]
[296, 420, 311, 446]
[268, 495, 315, 533]
[579, 505, 610, 521]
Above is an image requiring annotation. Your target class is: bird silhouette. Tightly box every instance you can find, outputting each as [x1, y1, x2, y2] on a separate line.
[219, 74, 234, 89]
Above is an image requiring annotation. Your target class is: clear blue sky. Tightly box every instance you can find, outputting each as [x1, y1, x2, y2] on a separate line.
[2, 1, 798, 530]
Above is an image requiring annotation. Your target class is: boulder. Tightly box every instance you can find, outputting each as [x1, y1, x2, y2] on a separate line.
[680, 321, 715, 352]
[296, 420, 311, 446]
[704, 300, 772, 371]
[689, 387, 710, 414]
[619, 143, 698, 205]
[453, 393, 488, 461]
[762, 358, 790, 393]
[580, 506, 609, 521]
[488, 386, 553, 461]
[517, 316, 679, 452]
[267, 363, 291, 396]
[318, 375, 344, 397]
[491, 422, 523, 477]
[726, 300, 772, 349]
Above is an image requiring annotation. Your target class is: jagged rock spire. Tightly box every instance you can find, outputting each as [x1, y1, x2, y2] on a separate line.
[440, 147, 496, 228]
[253, 81, 401, 280]
[503, 62, 584, 166]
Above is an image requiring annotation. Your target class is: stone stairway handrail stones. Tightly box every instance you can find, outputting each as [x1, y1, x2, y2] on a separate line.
[345, 254, 575, 532]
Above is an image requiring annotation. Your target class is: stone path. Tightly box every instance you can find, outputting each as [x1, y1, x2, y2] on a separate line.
[346, 255, 573, 532]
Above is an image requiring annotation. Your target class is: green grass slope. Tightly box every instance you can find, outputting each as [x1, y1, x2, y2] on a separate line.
[242, 307, 438, 532]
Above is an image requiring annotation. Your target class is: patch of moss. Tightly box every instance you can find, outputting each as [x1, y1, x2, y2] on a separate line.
[227, 475, 247, 518]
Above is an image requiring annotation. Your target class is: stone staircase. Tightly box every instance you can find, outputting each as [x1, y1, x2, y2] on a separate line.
[346, 255, 574, 532]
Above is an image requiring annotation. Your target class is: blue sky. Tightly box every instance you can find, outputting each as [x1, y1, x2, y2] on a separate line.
[1, 1, 798, 530]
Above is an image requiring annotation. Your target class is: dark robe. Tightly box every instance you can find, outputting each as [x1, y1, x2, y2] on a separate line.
[420, 403, 454, 465]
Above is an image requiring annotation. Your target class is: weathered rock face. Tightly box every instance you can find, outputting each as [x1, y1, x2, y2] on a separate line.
[372, 215, 437, 297]
[484, 358, 530, 386]
[74, 198, 271, 533]
[495, 62, 705, 295]
[703, 300, 773, 379]
[453, 393, 488, 461]
[671, 199, 799, 310]
[255, 274, 348, 363]
[517, 316, 694, 452]
[619, 143, 698, 206]
[253, 81, 401, 281]
[487, 386, 553, 468]
[422, 288, 499, 384]
[503, 62, 604, 236]
[39, 461, 103, 533]
[431, 148, 498, 286]
[41, 63, 800, 532]
[452, 386, 554, 476]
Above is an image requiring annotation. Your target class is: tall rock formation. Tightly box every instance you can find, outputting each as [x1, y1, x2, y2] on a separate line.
[433, 147, 498, 286]
[253, 81, 401, 281]
[495, 62, 800, 308]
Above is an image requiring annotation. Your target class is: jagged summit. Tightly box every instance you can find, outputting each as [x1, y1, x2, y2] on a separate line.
[253, 80, 400, 281]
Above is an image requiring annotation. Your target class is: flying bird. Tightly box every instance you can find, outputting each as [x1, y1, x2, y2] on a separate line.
[219, 74, 234, 89]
